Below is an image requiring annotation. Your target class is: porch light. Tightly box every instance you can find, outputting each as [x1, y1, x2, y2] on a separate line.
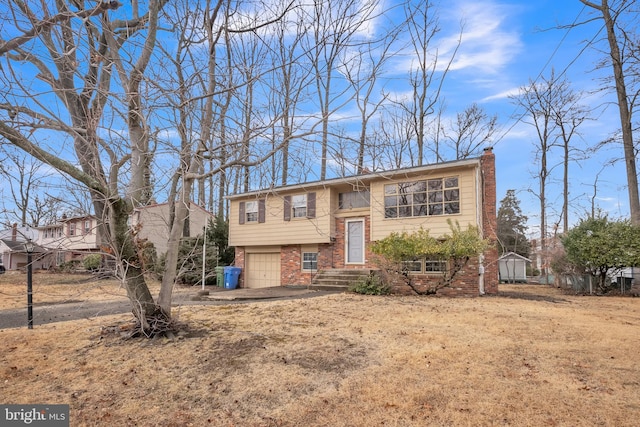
[24, 240, 35, 254]
[24, 239, 34, 329]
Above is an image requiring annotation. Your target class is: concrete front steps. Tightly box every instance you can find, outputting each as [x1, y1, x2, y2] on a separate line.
[309, 268, 373, 291]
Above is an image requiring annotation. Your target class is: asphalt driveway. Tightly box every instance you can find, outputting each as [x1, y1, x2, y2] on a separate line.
[0, 286, 336, 329]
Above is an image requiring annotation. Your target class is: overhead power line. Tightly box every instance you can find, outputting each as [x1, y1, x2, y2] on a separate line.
[492, 5, 605, 147]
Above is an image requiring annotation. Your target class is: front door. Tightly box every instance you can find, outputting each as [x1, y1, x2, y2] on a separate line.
[346, 219, 364, 264]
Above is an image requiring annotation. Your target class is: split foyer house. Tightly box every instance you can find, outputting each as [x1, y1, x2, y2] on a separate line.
[227, 147, 498, 296]
[130, 201, 215, 256]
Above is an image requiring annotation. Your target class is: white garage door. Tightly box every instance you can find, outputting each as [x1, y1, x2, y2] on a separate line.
[246, 253, 281, 288]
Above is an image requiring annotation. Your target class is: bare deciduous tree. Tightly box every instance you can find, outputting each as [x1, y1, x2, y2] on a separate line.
[305, 0, 380, 179]
[512, 74, 560, 275]
[268, 10, 316, 186]
[400, 0, 460, 166]
[550, 83, 590, 233]
[579, 0, 640, 224]
[0, 1, 170, 333]
[340, 23, 401, 174]
[441, 103, 498, 161]
[0, 147, 55, 227]
[150, 0, 298, 319]
[512, 71, 588, 273]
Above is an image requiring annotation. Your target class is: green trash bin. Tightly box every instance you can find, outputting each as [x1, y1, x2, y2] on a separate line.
[215, 266, 226, 287]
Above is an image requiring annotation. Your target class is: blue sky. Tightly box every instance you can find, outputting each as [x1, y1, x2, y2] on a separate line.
[415, 0, 631, 235]
[0, 0, 632, 237]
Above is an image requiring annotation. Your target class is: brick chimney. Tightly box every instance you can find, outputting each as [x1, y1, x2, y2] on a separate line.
[11, 223, 17, 241]
[481, 147, 496, 224]
[480, 147, 498, 293]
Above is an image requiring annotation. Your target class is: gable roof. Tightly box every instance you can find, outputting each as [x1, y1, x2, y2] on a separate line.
[0, 239, 45, 253]
[499, 252, 531, 262]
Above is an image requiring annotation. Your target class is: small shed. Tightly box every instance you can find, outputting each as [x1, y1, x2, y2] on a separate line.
[499, 252, 530, 283]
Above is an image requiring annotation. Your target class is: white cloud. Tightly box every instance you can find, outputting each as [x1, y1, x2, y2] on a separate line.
[442, 0, 523, 74]
[481, 87, 522, 102]
[387, 0, 522, 80]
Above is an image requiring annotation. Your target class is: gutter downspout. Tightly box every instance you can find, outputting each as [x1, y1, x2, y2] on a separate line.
[479, 254, 485, 295]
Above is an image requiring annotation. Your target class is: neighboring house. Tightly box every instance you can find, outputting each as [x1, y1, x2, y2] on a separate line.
[227, 147, 498, 296]
[0, 202, 215, 271]
[37, 214, 102, 268]
[130, 202, 215, 256]
[498, 252, 530, 283]
[0, 225, 48, 270]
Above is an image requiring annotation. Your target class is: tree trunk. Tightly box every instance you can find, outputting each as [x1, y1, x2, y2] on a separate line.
[602, 2, 640, 224]
[110, 198, 158, 327]
[581, 0, 640, 224]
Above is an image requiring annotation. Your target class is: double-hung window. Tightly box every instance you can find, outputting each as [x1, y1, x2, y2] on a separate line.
[239, 199, 265, 224]
[292, 195, 307, 218]
[284, 193, 316, 221]
[302, 252, 318, 271]
[245, 201, 258, 222]
[402, 258, 423, 273]
[424, 258, 448, 273]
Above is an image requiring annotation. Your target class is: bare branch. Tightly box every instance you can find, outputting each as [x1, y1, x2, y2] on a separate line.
[0, 1, 120, 55]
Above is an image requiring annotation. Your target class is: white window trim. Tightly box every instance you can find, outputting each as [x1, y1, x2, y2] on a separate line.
[292, 194, 307, 218]
[245, 201, 259, 222]
[302, 252, 318, 271]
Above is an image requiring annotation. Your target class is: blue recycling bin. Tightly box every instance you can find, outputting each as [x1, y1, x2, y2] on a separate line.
[223, 266, 242, 289]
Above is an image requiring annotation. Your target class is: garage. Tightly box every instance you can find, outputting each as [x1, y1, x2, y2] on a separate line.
[245, 252, 281, 288]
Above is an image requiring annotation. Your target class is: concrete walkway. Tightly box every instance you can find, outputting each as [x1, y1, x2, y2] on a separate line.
[196, 286, 335, 301]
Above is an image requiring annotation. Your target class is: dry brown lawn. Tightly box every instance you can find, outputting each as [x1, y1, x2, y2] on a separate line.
[0, 271, 171, 310]
[1, 272, 639, 426]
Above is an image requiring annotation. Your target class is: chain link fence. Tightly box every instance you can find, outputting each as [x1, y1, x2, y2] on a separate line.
[556, 274, 634, 294]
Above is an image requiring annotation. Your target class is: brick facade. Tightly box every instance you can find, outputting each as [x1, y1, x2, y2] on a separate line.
[232, 149, 498, 297]
[236, 243, 334, 288]
[234, 247, 245, 288]
[382, 256, 484, 297]
[332, 217, 372, 269]
[281, 245, 301, 286]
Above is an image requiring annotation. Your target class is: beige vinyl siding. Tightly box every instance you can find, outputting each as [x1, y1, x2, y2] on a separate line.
[229, 188, 333, 247]
[370, 165, 480, 241]
[132, 202, 213, 255]
[135, 204, 170, 255]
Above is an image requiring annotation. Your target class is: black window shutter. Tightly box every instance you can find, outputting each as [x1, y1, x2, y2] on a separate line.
[239, 201, 245, 224]
[258, 199, 266, 223]
[284, 196, 291, 221]
[307, 192, 316, 218]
